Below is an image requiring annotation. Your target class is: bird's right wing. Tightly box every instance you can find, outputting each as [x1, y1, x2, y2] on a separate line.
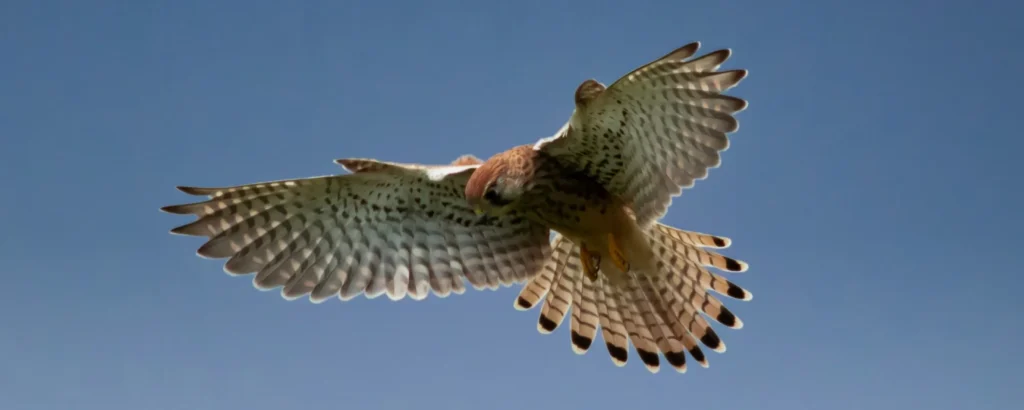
[534, 42, 748, 228]
[162, 158, 551, 302]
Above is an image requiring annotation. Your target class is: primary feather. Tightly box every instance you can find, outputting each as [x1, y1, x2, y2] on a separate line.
[534, 41, 748, 227]
[163, 160, 551, 302]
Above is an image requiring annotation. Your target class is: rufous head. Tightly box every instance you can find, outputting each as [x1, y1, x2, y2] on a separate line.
[464, 146, 535, 217]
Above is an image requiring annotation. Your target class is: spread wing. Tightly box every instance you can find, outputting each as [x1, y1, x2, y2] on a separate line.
[533, 42, 749, 227]
[161, 157, 551, 302]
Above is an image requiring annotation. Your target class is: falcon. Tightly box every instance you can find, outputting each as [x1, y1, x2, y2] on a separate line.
[162, 41, 752, 374]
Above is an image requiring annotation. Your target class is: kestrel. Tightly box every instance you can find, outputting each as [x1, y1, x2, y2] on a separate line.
[162, 41, 751, 374]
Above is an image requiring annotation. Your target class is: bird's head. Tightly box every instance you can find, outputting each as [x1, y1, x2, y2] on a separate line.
[464, 148, 534, 218]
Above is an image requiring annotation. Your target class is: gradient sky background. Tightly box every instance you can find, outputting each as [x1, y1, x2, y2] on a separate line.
[2, 1, 1022, 409]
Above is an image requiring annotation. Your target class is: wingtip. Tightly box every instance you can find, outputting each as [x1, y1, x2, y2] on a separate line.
[197, 242, 238, 262]
[672, 41, 701, 61]
[702, 48, 733, 66]
[280, 290, 304, 302]
[176, 186, 211, 196]
[735, 69, 750, 83]
[168, 224, 194, 236]
[736, 96, 750, 113]
[160, 204, 184, 214]
[334, 158, 357, 171]
[251, 277, 278, 292]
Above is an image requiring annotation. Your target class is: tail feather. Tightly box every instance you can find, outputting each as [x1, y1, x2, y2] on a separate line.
[659, 273, 724, 351]
[631, 279, 689, 373]
[666, 267, 743, 328]
[595, 279, 630, 366]
[514, 223, 751, 374]
[645, 273, 723, 355]
[570, 276, 600, 354]
[655, 224, 733, 249]
[618, 288, 662, 373]
[649, 230, 753, 301]
[536, 241, 577, 333]
[513, 239, 565, 310]
[653, 227, 748, 273]
[638, 274, 707, 369]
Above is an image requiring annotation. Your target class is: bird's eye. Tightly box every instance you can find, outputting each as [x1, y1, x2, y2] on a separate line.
[483, 187, 512, 206]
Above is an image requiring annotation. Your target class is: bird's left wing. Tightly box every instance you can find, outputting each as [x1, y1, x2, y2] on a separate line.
[162, 157, 551, 302]
[534, 42, 748, 227]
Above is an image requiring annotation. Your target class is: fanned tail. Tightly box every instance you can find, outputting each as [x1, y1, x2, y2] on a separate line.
[514, 224, 750, 373]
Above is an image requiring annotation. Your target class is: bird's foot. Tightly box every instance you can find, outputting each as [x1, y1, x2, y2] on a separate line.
[579, 244, 601, 282]
[607, 233, 630, 273]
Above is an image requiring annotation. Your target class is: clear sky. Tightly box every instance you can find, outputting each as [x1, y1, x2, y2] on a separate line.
[2, 1, 1021, 409]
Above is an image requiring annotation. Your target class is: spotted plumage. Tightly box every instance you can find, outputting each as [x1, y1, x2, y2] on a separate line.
[163, 41, 752, 375]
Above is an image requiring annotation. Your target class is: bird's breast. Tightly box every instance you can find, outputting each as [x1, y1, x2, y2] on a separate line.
[523, 191, 630, 239]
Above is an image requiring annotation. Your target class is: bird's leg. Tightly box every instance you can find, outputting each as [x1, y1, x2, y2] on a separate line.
[579, 244, 601, 282]
[607, 233, 630, 273]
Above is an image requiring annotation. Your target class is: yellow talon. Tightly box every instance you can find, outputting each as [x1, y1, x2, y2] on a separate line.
[579, 244, 600, 282]
[607, 233, 630, 273]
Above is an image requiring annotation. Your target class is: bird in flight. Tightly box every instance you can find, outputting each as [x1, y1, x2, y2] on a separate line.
[162, 41, 752, 374]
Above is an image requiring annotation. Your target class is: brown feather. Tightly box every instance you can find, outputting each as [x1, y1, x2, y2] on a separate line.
[463, 145, 538, 203]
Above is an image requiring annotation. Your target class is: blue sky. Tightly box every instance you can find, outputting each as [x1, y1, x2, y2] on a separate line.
[2, 1, 1021, 409]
